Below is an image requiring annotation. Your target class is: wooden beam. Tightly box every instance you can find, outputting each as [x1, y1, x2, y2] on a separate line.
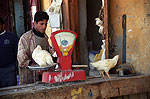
[104, 0, 109, 58]
[62, 0, 70, 30]
[70, 0, 80, 64]
[0, 75, 150, 99]
[62, 0, 80, 64]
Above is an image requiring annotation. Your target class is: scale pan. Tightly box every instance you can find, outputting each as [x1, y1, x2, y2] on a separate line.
[28, 63, 57, 71]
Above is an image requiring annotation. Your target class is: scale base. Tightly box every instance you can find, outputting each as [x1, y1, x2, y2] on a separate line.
[42, 70, 86, 83]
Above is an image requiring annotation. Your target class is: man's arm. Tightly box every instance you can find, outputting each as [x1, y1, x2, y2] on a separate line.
[17, 36, 32, 67]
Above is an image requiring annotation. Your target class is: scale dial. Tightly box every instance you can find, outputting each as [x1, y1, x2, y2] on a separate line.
[54, 32, 76, 56]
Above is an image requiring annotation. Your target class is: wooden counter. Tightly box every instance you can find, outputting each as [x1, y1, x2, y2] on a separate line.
[0, 74, 150, 99]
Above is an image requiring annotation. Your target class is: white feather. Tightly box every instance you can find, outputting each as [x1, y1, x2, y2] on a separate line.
[90, 55, 119, 78]
[32, 45, 54, 67]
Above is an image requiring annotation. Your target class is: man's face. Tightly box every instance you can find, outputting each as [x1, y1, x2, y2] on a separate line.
[34, 19, 48, 33]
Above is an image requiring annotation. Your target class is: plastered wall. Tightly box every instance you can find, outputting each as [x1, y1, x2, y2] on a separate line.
[109, 0, 150, 74]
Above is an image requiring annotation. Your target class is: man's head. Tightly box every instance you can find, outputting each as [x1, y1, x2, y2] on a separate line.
[0, 17, 5, 32]
[33, 11, 49, 33]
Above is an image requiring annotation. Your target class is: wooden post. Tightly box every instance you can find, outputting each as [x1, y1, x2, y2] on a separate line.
[104, 0, 109, 58]
[70, 0, 80, 64]
[62, 0, 80, 64]
[62, 0, 70, 30]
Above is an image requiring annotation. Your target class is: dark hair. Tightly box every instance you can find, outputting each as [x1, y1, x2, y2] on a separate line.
[34, 11, 49, 23]
[0, 17, 4, 24]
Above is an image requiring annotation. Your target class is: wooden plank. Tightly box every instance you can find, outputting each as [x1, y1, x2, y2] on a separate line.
[124, 95, 129, 99]
[69, 0, 80, 64]
[140, 93, 148, 99]
[104, 0, 109, 58]
[148, 92, 150, 99]
[62, 0, 80, 64]
[62, 0, 70, 30]
[128, 94, 140, 99]
[0, 75, 150, 99]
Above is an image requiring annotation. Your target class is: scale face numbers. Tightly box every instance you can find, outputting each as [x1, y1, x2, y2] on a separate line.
[55, 32, 76, 56]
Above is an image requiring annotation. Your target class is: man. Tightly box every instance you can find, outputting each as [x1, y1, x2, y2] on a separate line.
[17, 11, 55, 84]
[0, 17, 19, 88]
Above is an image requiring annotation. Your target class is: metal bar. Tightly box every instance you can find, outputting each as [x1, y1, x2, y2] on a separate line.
[122, 14, 126, 63]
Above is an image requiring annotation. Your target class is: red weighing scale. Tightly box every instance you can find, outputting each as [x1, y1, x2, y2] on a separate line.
[42, 30, 86, 83]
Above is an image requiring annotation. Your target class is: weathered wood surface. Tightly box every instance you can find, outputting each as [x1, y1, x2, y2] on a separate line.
[104, 0, 109, 59]
[0, 74, 150, 99]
